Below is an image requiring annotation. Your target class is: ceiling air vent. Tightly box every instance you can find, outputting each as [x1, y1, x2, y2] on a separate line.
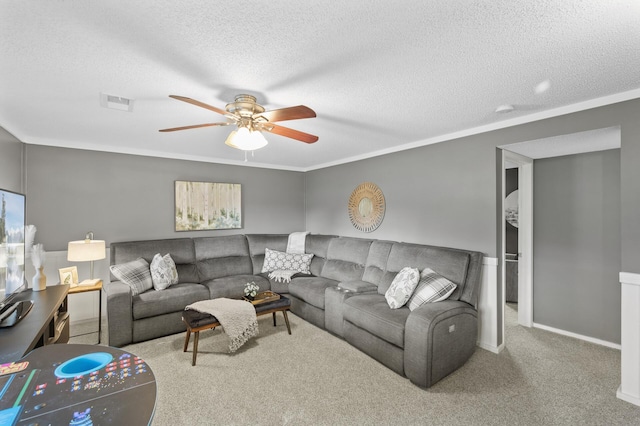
[100, 93, 134, 112]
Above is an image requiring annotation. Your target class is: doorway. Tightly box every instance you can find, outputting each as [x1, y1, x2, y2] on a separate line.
[501, 150, 533, 329]
[497, 126, 621, 349]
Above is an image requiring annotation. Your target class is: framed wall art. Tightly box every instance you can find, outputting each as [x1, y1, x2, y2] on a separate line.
[175, 181, 242, 231]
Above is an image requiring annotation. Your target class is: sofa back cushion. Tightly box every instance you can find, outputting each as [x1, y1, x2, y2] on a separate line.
[110, 238, 198, 284]
[305, 234, 337, 276]
[362, 240, 393, 285]
[379, 243, 470, 299]
[320, 237, 372, 282]
[194, 235, 252, 281]
[245, 234, 288, 273]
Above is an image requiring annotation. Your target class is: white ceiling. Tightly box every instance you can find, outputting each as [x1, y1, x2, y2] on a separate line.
[1, 1, 639, 171]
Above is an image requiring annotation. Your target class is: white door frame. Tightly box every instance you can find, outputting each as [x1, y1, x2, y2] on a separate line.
[502, 149, 533, 328]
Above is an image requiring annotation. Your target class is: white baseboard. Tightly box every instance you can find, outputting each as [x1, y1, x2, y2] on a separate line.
[477, 341, 504, 354]
[532, 322, 621, 350]
[70, 317, 101, 327]
[617, 386, 640, 406]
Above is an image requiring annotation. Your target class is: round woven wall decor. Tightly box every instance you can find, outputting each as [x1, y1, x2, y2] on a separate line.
[348, 182, 385, 232]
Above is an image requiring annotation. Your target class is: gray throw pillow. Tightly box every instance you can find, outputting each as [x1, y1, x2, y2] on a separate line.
[385, 267, 420, 309]
[110, 257, 153, 296]
[408, 268, 457, 311]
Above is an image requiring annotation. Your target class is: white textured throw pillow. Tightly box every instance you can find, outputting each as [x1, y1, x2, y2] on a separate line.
[150, 253, 179, 291]
[110, 258, 153, 296]
[385, 267, 420, 309]
[261, 248, 314, 274]
[163, 253, 179, 285]
[408, 268, 457, 311]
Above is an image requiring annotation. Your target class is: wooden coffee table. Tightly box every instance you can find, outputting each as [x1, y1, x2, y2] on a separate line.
[182, 295, 291, 366]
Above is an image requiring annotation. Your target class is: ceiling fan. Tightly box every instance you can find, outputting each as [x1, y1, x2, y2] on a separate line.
[159, 94, 318, 150]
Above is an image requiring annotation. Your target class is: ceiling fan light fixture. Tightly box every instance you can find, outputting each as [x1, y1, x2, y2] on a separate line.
[162, 94, 317, 146]
[225, 126, 268, 151]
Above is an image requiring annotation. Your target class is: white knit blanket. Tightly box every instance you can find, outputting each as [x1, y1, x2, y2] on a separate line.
[268, 269, 298, 283]
[185, 298, 258, 352]
[287, 231, 309, 254]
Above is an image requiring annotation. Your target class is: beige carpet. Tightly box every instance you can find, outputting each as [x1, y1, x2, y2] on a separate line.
[113, 305, 640, 425]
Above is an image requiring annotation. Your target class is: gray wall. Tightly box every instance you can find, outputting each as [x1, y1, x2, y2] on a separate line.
[25, 145, 306, 251]
[0, 127, 24, 193]
[305, 134, 497, 254]
[533, 150, 621, 343]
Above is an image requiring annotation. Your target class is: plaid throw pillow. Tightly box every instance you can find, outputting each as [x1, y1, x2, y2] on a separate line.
[261, 248, 314, 274]
[407, 268, 457, 311]
[110, 258, 153, 296]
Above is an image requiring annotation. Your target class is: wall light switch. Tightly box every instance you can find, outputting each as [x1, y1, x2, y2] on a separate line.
[449, 324, 456, 333]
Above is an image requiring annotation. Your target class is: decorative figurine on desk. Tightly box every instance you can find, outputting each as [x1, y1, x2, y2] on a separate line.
[31, 243, 47, 291]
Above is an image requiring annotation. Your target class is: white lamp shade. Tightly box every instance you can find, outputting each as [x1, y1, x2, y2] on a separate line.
[67, 239, 106, 262]
[225, 127, 268, 151]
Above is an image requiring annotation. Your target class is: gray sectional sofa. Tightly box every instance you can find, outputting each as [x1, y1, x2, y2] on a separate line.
[106, 234, 483, 388]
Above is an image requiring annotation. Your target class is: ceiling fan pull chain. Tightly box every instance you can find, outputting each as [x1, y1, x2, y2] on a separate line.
[244, 151, 248, 162]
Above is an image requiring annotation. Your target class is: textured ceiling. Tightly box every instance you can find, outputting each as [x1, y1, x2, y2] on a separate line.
[1, 1, 639, 171]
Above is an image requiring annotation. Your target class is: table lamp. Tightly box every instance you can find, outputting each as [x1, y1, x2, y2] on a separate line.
[67, 232, 106, 286]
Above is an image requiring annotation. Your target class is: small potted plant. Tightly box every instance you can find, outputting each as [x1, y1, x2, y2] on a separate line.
[244, 282, 259, 301]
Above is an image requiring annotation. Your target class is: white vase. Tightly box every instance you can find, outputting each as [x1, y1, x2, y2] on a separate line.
[32, 266, 47, 291]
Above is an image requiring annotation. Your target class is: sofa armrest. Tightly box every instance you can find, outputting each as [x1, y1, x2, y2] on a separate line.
[337, 280, 378, 293]
[104, 280, 133, 347]
[404, 300, 478, 388]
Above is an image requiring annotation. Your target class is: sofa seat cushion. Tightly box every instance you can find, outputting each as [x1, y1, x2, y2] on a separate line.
[203, 274, 270, 300]
[344, 294, 410, 348]
[132, 283, 209, 320]
[288, 276, 339, 309]
[264, 272, 312, 295]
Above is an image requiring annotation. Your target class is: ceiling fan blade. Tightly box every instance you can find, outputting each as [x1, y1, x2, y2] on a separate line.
[168, 95, 229, 116]
[159, 122, 232, 132]
[262, 123, 318, 144]
[255, 105, 316, 122]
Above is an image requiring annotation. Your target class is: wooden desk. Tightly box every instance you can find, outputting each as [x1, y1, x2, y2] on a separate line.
[0, 285, 70, 364]
[68, 280, 103, 344]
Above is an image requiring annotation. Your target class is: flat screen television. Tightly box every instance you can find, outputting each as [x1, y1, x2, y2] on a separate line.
[0, 188, 27, 311]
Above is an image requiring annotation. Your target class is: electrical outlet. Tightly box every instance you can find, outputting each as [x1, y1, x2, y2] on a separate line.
[449, 324, 456, 333]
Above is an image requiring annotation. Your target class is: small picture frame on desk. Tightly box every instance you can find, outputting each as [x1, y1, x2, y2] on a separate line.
[58, 266, 78, 287]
